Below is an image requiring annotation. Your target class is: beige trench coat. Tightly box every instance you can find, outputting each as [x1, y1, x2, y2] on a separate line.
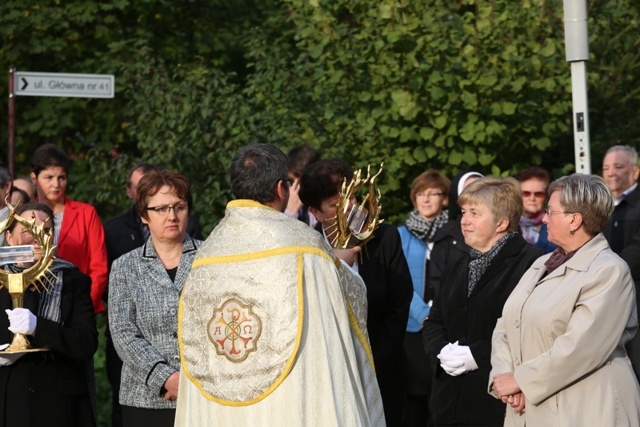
[490, 234, 640, 426]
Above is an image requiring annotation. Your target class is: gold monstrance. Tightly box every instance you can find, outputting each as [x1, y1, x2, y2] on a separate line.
[326, 163, 384, 249]
[0, 203, 56, 353]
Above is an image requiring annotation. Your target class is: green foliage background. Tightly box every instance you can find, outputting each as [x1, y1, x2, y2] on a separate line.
[1, 0, 639, 425]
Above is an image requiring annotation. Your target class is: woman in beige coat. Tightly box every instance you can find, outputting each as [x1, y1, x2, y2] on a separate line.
[490, 173, 640, 426]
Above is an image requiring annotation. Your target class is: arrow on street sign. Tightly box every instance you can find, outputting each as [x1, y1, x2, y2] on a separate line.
[13, 71, 115, 98]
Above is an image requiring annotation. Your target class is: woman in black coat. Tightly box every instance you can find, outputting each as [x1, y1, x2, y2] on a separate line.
[423, 178, 543, 427]
[0, 202, 97, 427]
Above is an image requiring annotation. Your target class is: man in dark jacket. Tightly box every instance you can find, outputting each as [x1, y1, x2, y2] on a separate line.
[299, 158, 413, 426]
[602, 145, 640, 380]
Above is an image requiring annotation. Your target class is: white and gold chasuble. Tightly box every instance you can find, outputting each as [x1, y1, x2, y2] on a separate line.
[175, 200, 385, 426]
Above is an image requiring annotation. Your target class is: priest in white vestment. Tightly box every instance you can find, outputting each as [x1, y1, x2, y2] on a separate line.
[175, 144, 385, 426]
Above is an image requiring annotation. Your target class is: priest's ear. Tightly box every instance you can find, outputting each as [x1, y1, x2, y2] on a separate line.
[273, 179, 290, 212]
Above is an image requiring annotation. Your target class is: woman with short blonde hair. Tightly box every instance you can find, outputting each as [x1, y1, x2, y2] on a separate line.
[423, 177, 544, 426]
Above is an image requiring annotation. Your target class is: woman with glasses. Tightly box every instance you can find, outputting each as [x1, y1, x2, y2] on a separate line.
[515, 167, 556, 253]
[108, 168, 201, 427]
[398, 169, 450, 427]
[423, 177, 544, 427]
[0, 202, 97, 427]
[491, 174, 640, 426]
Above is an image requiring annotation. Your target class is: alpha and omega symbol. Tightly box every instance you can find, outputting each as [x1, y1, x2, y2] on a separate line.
[207, 298, 262, 363]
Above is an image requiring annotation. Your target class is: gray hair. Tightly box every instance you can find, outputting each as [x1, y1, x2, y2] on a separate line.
[230, 143, 288, 204]
[605, 145, 638, 166]
[548, 174, 613, 236]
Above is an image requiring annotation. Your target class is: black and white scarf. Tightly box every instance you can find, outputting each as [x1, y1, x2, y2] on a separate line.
[405, 209, 449, 244]
[4, 258, 77, 324]
[467, 232, 516, 296]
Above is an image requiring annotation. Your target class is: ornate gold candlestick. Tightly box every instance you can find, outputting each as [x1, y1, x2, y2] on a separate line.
[0, 203, 56, 353]
[326, 163, 384, 249]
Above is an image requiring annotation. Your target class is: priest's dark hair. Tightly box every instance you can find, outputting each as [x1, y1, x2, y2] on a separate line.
[230, 143, 288, 204]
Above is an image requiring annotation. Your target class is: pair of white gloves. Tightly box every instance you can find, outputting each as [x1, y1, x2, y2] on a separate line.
[0, 308, 38, 367]
[437, 341, 478, 376]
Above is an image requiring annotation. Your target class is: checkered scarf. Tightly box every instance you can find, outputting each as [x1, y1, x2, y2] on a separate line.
[405, 209, 449, 244]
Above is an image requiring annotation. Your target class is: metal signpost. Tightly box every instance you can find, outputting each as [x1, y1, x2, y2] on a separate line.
[563, 0, 591, 174]
[7, 69, 115, 176]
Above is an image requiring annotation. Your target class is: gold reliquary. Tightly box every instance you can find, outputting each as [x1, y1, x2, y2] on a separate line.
[326, 163, 384, 249]
[0, 202, 56, 353]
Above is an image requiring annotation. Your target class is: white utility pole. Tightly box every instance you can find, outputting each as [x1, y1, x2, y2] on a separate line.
[563, 0, 591, 174]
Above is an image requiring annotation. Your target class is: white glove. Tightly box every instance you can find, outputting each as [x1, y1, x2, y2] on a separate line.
[437, 340, 461, 363]
[440, 359, 467, 376]
[438, 341, 464, 376]
[6, 308, 37, 336]
[0, 343, 24, 366]
[452, 344, 478, 371]
[437, 341, 479, 376]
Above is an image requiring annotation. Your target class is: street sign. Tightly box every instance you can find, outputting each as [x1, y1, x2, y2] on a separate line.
[13, 71, 114, 98]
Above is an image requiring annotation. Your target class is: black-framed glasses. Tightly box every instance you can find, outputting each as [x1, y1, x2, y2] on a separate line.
[146, 204, 188, 216]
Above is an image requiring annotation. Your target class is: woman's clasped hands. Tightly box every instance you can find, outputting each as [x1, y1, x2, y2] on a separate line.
[493, 372, 526, 414]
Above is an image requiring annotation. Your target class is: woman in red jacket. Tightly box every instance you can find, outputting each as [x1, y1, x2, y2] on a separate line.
[30, 143, 107, 314]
